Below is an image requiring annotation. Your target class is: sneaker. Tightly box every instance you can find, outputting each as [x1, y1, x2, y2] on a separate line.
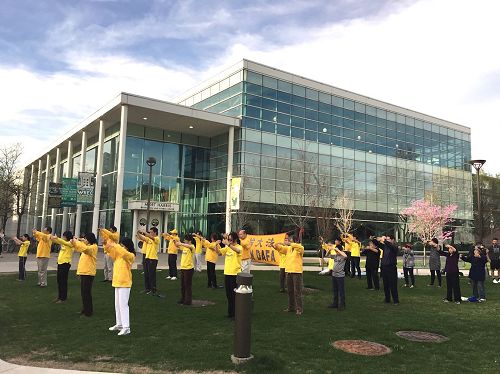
[410, 285, 414, 288]
[109, 325, 122, 331]
[493, 279, 498, 284]
[443, 298, 450, 303]
[479, 298, 486, 302]
[117, 328, 131, 336]
[296, 310, 303, 315]
[165, 276, 171, 280]
[403, 284, 408, 287]
[455, 301, 461, 305]
[170, 277, 177, 281]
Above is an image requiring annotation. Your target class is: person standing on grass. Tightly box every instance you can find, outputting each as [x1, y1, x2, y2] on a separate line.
[362, 239, 380, 290]
[427, 238, 442, 287]
[238, 230, 252, 273]
[105, 237, 135, 336]
[278, 242, 287, 293]
[136, 227, 160, 295]
[402, 244, 415, 288]
[328, 239, 348, 311]
[461, 246, 488, 302]
[376, 235, 399, 305]
[32, 227, 53, 287]
[318, 237, 336, 276]
[50, 231, 74, 303]
[194, 232, 221, 289]
[71, 233, 98, 317]
[270, 235, 305, 316]
[487, 238, 500, 283]
[348, 234, 362, 279]
[193, 230, 204, 273]
[100, 225, 118, 282]
[174, 234, 195, 305]
[341, 234, 352, 277]
[162, 229, 180, 280]
[218, 232, 242, 319]
[12, 234, 30, 281]
[439, 244, 461, 304]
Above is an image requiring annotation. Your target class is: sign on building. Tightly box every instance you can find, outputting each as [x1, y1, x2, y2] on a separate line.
[77, 172, 95, 205]
[230, 177, 241, 210]
[61, 178, 78, 207]
[128, 200, 180, 212]
[47, 182, 62, 208]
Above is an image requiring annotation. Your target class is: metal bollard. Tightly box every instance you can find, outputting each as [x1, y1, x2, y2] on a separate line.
[231, 272, 254, 364]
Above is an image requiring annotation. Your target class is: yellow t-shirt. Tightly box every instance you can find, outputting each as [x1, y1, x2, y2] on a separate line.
[350, 241, 361, 257]
[163, 234, 180, 254]
[279, 252, 286, 269]
[100, 228, 119, 243]
[239, 237, 251, 260]
[144, 236, 160, 260]
[52, 237, 74, 264]
[104, 242, 135, 288]
[275, 243, 304, 274]
[18, 240, 30, 257]
[194, 237, 203, 255]
[34, 231, 52, 258]
[180, 244, 195, 270]
[220, 244, 242, 275]
[73, 241, 97, 276]
[203, 239, 219, 264]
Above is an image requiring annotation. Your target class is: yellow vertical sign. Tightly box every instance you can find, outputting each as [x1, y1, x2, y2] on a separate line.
[230, 177, 241, 210]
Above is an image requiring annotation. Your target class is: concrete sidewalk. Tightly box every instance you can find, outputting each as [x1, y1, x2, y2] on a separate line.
[0, 360, 113, 374]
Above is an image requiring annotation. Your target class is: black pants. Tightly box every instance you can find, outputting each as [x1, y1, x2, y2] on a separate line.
[350, 256, 361, 277]
[430, 270, 442, 286]
[381, 265, 399, 303]
[279, 268, 286, 291]
[207, 261, 217, 287]
[180, 268, 194, 305]
[332, 276, 345, 307]
[144, 258, 158, 292]
[225, 275, 237, 317]
[57, 263, 71, 301]
[18, 257, 27, 280]
[446, 272, 461, 301]
[168, 254, 178, 278]
[366, 266, 380, 290]
[344, 253, 351, 276]
[80, 275, 94, 316]
[403, 267, 415, 286]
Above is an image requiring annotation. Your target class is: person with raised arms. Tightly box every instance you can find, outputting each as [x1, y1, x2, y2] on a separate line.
[50, 231, 74, 303]
[375, 235, 400, 305]
[193, 230, 204, 273]
[348, 234, 362, 279]
[105, 237, 135, 336]
[238, 230, 252, 273]
[136, 227, 160, 295]
[12, 234, 30, 281]
[217, 232, 242, 319]
[32, 226, 53, 287]
[362, 239, 380, 290]
[439, 244, 461, 304]
[318, 237, 333, 276]
[162, 229, 180, 280]
[193, 232, 221, 289]
[328, 238, 348, 311]
[270, 235, 305, 315]
[100, 225, 118, 282]
[174, 234, 196, 305]
[71, 232, 98, 317]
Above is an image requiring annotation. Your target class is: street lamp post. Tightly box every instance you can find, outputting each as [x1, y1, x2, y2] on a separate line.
[469, 159, 486, 243]
[146, 157, 157, 231]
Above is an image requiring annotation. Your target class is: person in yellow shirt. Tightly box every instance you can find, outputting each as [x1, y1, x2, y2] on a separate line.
[271, 235, 305, 315]
[50, 231, 74, 303]
[194, 232, 221, 289]
[238, 230, 252, 273]
[341, 234, 352, 277]
[162, 229, 180, 280]
[13, 234, 30, 281]
[32, 226, 53, 287]
[100, 225, 118, 282]
[136, 227, 160, 295]
[318, 237, 333, 275]
[193, 230, 204, 273]
[105, 237, 135, 336]
[218, 232, 242, 319]
[71, 232, 98, 317]
[278, 246, 287, 293]
[347, 234, 362, 279]
[174, 234, 195, 305]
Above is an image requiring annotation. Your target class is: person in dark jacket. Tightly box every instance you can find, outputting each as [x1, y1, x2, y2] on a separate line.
[427, 238, 442, 287]
[362, 239, 380, 290]
[461, 246, 487, 302]
[375, 235, 399, 304]
[439, 244, 461, 304]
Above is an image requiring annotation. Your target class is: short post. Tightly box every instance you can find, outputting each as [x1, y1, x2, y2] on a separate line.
[231, 272, 254, 364]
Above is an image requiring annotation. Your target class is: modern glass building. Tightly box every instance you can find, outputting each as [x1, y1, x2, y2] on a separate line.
[24, 60, 474, 245]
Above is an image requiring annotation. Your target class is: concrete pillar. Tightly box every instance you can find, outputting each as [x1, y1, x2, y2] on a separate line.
[92, 120, 105, 234]
[50, 147, 61, 229]
[132, 209, 138, 248]
[114, 105, 128, 231]
[25, 164, 35, 233]
[225, 126, 235, 233]
[61, 140, 73, 234]
[41, 154, 50, 229]
[75, 131, 87, 237]
[33, 159, 43, 228]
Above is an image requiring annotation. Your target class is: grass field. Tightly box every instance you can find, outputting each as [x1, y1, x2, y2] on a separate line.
[1, 269, 499, 373]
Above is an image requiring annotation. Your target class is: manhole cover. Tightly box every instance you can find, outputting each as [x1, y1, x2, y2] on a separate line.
[396, 331, 449, 343]
[190, 299, 215, 307]
[332, 340, 392, 356]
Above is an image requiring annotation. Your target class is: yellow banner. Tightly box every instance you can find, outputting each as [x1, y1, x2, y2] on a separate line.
[230, 177, 241, 210]
[247, 233, 288, 265]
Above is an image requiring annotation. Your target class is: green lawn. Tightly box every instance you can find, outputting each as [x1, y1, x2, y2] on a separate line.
[1, 270, 499, 373]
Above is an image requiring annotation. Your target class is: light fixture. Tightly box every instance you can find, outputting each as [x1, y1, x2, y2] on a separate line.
[357, 135, 361, 140]
[322, 128, 327, 133]
[142, 117, 148, 120]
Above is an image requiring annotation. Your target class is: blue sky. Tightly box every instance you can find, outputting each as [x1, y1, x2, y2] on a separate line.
[1, 0, 499, 174]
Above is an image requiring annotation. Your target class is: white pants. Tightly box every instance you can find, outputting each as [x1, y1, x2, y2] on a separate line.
[194, 253, 203, 272]
[103, 254, 114, 281]
[115, 287, 131, 328]
[241, 259, 251, 273]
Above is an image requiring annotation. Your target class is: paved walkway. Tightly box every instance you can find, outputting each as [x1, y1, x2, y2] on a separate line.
[0, 360, 112, 374]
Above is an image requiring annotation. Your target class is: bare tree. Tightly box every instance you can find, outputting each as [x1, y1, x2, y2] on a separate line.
[0, 144, 22, 231]
[334, 192, 354, 236]
[13, 168, 38, 236]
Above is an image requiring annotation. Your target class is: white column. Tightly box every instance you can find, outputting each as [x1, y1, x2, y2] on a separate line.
[114, 105, 128, 230]
[225, 126, 235, 233]
[41, 154, 51, 229]
[92, 120, 105, 234]
[25, 164, 35, 233]
[33, 159, 43, 228]
[61, 141, 74, 234]
[50, 147, 61, 229]
[132, 210, 138, 248]
[75, 131, 87, 237]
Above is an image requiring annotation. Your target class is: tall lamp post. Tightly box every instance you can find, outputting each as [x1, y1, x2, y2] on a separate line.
[469, 159, 486, 243]
[145, 157, 157, 231]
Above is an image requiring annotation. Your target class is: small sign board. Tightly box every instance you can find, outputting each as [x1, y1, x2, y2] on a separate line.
[128, 200, 179, 212]
[61, 178, 78, 207]
[48, 182, 62, 208]
[77, 172, 95, 205]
